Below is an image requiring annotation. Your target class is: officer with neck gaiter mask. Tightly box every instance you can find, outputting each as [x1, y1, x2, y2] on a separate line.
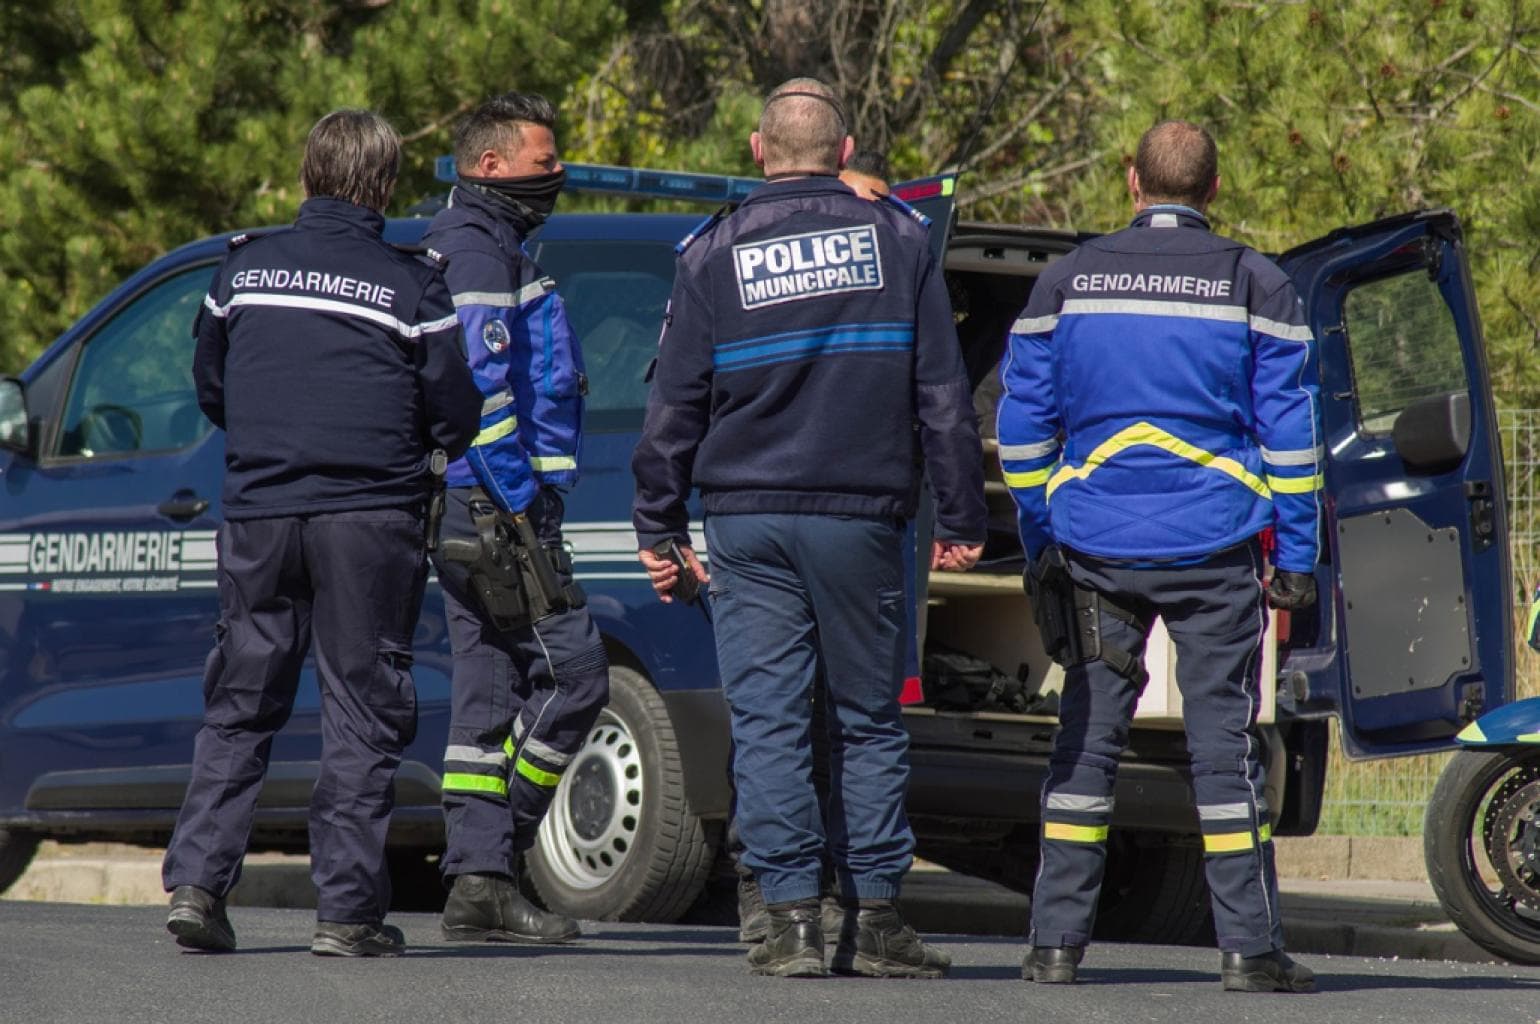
[422, 92, 609, 946]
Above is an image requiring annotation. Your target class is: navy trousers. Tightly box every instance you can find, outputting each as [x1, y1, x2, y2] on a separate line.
[706, 512, 913, 906]
[431, 487, 609, 879]
[162, 509, 425, 923]
[1028, 541, 1284, 956]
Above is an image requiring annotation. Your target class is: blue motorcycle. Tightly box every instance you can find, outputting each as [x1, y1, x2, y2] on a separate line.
[1425, 693, 1540, 963]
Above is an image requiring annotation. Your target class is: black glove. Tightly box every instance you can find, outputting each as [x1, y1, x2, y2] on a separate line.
[1267, 569, 1317, 610]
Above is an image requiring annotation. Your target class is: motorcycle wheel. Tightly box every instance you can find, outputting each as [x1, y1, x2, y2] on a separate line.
[1424, 747, 1540, 964]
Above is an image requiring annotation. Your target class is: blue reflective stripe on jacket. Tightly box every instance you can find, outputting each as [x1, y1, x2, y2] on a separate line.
[631, 176, 986, 550]
[997, 206, 1322, 571]
[423, 185, 586, 513]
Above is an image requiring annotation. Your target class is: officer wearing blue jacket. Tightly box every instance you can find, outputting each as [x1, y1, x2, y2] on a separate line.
[421, 92, 608, 945]
[163, 109, 481, 957]
[633, 78, 987, 979]
[999, 120, 1320, 992]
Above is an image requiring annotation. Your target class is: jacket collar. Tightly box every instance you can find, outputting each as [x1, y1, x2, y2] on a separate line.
[739, 174, 854, 208]
[1131, 204, 1210, 231]
[296, 197, 385, 236]
[447, 183, 529, 243]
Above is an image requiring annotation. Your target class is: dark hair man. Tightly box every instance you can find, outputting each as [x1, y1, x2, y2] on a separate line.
[163, 109, 481, 957]
[839, 149, 891, 200]
[632, 77, 987, 978]
[420, 92, 609, 946]
[998, 119, 1320, 992]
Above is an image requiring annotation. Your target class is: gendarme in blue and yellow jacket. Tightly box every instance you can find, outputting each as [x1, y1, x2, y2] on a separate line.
[424, 184, 586, 513]
[997, 205, 1322, 573]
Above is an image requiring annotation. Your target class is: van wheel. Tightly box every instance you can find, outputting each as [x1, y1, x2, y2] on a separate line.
[0, 828, 40, 894]
[527, 665, 713, 922]
[1094, 833, 1216, 946]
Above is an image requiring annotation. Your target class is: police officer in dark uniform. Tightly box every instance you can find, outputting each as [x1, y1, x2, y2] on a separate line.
[162, 109, 481, 956]
[999, 119, 1320, 991]
[633, 78, 987, 978]
[420, 92, 609, 945]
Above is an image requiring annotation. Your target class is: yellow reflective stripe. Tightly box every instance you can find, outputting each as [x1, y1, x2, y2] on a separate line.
[1457, 721, 1486, 743]
[941, 177, 956, 197]
[515, 758, 562, 788]
[1519, 733, 1540, 743]
[442, 772, 508, 796]
[1204, 831, 1256, 853]
[529, 455, 577, 472]
[1004, 467, 1053, 489]
[1043, 822, 1109, 843]
[1267, 473, 1323, 494]
[1260, 823, 1273, 843]
[474, 415, 518, 446]
[1046, 422, 1270, 500]
[504, 736, 515, 757]
[1527, 597, 1540, 643]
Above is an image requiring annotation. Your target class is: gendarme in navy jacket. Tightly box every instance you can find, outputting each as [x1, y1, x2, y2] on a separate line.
[632, 176, 987, 548]
[192, 197, 481, 519]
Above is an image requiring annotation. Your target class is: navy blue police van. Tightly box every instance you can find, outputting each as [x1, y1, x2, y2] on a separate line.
[0, 162, 1511, 942]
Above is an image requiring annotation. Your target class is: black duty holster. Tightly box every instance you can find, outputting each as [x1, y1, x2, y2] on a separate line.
[1026, 547, 1147, 686]
[440, 489, 586, 632]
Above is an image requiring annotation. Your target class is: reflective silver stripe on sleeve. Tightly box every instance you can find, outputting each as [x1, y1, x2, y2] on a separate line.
[1061, 298, 1248, 323]
[482, 391, 514, 416]
[444, 744, 508, 767]
[1045, 793, 1114, 814]
[1198, 801, 1267, 822]
[452, 280, 550, 310]
[415, 312, 461, 336]
[518, 735, 573, 769]
[1260, 445, 1322, 467]
[998, 439, 1061, 462]
[203, 294, 227, 318]
[1012, 314, 1059, 335]
[1249, 315, 1314, 342]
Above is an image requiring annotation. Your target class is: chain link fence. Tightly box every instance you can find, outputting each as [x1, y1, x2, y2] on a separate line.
[1316, 409, 1540, 835]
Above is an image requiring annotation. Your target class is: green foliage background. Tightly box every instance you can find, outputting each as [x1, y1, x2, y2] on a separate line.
[3, 0, 1537, 407]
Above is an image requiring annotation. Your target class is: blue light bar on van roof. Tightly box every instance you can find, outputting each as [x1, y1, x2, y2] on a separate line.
[434, 156, 760, 203]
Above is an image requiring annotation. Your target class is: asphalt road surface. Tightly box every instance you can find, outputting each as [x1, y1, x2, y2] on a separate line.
[2, 902, 1537, 1024]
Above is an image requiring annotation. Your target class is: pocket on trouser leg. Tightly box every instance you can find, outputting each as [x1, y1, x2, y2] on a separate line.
[369, 636, 419, 748]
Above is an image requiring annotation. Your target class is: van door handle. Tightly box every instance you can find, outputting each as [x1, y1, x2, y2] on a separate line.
[158, 491, 210, 521]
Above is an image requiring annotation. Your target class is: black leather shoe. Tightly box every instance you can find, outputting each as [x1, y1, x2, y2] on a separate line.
[1022, 945, 1083, 984]
[442, 872, 580, 944]
[828, 902, 950, 979]
[166, 884, 236, 953]
[737, 877, 769, 944]
[746, 901, 827, 977]
[1220, 949, 1316, 992]
[311, 921, 406, 957]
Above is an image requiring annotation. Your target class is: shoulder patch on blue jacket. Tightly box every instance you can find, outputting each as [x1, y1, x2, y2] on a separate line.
[879, 192, 930, 229]
[675, 205, 731, 254]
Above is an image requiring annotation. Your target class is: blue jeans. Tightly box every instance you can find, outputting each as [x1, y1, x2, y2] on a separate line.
[706, 512, 913, 905]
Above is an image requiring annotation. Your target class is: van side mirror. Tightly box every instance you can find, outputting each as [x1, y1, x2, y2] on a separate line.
[1392, 390, 1469, 475]
[0, 377, 34, 456]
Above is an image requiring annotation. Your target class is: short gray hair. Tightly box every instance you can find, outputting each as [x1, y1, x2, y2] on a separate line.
[300, 109, 402, 212]
[758, 78, 847, 174]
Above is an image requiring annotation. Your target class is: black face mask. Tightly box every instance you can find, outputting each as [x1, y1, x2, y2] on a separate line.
[460, 168, 567, 233]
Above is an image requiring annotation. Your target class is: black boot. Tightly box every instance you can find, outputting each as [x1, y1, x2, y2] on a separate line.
[746, 900, 827, 977]
[828, 901, 950, 979]
[442, 872, 581, 944]
[1023, 945, 1083, 984]
[165, 884, 236, 953]
[311, 921, 405, 957]
[1220, 949, 1316, 992]
[737, 876, 769, 944]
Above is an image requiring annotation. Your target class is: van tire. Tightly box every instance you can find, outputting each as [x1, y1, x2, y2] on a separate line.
[0, 828, 40, 894]
[527, 665, 713, 922]
[1094, 833, 1215, 946]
